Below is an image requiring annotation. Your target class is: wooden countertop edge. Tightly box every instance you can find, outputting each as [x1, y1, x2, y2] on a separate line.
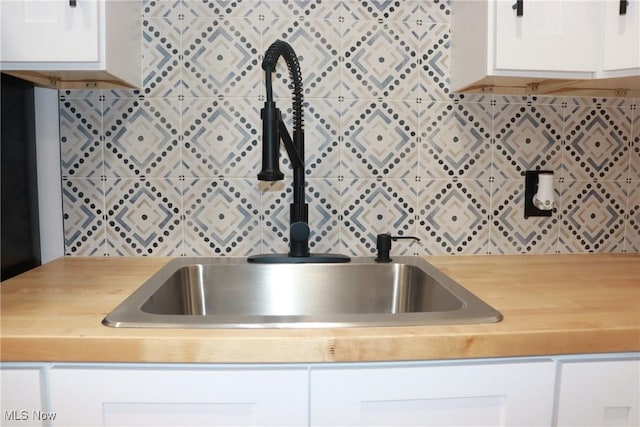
[2, 328, 638, 364]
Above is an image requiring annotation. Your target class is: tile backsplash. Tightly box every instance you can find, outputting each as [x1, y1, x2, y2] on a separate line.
[60, 0, 639, 256]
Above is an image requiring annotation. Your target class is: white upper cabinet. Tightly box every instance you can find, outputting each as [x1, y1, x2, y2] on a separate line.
[451, 0, 640, 96]
[0, 0, 141, 89]
[1, 0, 100, 63]
[602, 0, 640, 75]
[494, 0, 600, 74]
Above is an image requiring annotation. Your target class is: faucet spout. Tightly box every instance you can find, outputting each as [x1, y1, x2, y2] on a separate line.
[258, 40, 309, 257]
[248, 40, 350, 264]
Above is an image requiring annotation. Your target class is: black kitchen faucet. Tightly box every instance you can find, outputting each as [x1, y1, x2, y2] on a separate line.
[248, 40, 350, 264]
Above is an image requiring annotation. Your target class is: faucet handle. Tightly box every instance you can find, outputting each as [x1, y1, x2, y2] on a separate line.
[289, 222, 310, 258]
[374, 233, 420, 263]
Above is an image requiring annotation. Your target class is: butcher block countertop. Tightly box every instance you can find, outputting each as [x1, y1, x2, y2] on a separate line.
[1, 254, 638, 364]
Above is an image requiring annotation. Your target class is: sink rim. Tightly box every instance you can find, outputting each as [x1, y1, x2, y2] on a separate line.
[102, 256, 503, 329]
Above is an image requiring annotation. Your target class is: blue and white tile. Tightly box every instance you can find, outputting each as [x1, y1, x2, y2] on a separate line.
[626, 180, 639, 252]
[559, 180, 627, 253]
[182, 17, 262, 97]
[263, 18, 342, 99]
[630, 106, 640, 181]
[259, 178, 342, 255]
[493, 95, 564, 106]
[55, 1, 639, 258]
[59, 97, 103, 178]
[59, 89, 103, 100]
[307, 178, 343, 253]
[493, 102, 564, 179]
[105, 178, 183, 255]
[253, 99, 340, 179]
[490, 179, 558, 254]
[182, 0, 256, 17]
[143, 17, 182, 98]
[258, 180, 289, 254]
[262, 0, 344, 20]
[62, 178, 106, 256]
[420, 0, 451, 24]
[563, 105, 631, 181]
[418, 23, 450, 101]
[103, 98, 182, 178]
[341, 99, 419, 178]
[341, 178, 417, 256]
[565, 97, 636, 108]
[420, 100, 492, 179]
[343, 0, 421, 21]
[183, 178, 261, 255]
[143, 0, 183, 17]
[342, 20, 420, 99]
[302, 98, 341, 178]
[417, 179, 490, 254]
[182, 96, 261, 177]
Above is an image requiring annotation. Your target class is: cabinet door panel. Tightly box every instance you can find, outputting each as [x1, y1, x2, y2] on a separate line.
[49, 367, 308, 427]
[310, 360, 556, 426]
[0, 368, 45, 427]
[494, 0, 600, 73]
[602, 0, 640, 73]
[0, 0, 99, 62]
[556, 358, 640, 426]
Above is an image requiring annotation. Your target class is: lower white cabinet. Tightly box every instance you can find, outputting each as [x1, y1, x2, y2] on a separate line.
[310, 360, 556, 426]
[1, 354, 638, 427]
[556, 357, 639, 426]
[48, 366, 308, 427]
[0, 367, 46, 427]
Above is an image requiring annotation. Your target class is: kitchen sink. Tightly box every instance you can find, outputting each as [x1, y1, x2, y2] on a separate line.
[102, 257, 502, 328]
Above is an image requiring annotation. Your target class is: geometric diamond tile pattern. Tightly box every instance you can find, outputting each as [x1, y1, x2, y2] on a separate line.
[183, 178, 261, 255]
[559, 181, 627, 253]
[494, 103, 564, 178]
[342, 100, 419, 178]
[105, 179, 183, 255]
[59, 0, 638, 257]
[418, 179, 491, 254]
[563, 106, 630, 181]
[490, 180, 558, 254]
[341, 178, 417, 255]
[182, 97, 261, 177]
[421, 101, 492, 178]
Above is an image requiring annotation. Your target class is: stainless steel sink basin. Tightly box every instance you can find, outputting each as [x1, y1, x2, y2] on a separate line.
[102, 257, 502, 328]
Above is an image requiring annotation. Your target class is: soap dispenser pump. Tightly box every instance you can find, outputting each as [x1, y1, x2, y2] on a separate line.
[375, 233, 420, 263]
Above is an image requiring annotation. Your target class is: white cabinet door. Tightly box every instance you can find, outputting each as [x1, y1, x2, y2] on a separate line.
[310, 360, 556, 426]
[0, 367, 47, 427]
[0, 0, 140, 88]
[556, 358, 640, 426]
[494, 0, 600, 73]
[48, 366, 308, 427]
[0, 0, 99, 62]
[601, 0, 640, 74]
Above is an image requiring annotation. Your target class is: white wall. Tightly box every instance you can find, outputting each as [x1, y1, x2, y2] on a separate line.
[35, 87, 64, 263]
